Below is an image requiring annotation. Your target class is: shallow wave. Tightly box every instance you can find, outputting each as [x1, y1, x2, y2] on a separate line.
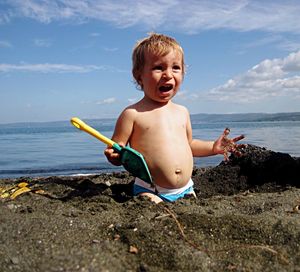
[0, 164, 122, 179]
[0, 157, 223, 179]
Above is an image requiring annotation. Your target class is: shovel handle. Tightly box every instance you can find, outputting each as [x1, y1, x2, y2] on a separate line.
[71, 117, 115, 147]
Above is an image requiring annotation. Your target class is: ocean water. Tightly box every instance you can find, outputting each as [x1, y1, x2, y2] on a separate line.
[0, 119, 299, 178]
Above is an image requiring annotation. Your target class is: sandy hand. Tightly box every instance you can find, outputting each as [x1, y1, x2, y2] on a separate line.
[215, 128, 246, 161]
[104, 142, 125, 166]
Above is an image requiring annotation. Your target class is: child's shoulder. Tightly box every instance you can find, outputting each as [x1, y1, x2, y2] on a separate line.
[122, 102, 141, 114]
[117, 102, 141, 122]
[171, 102, 190, 113]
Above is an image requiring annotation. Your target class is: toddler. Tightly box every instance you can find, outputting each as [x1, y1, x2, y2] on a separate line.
[105, 33, 244, 203]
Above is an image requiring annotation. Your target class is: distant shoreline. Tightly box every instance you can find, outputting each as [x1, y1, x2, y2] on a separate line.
[191, 112, 300, 122]
[1, 112, 300, 126]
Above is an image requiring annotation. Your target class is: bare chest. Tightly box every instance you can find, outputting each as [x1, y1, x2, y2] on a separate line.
[135, 111, 186, 134]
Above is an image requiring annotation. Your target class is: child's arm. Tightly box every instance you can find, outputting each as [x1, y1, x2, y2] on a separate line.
[186, 112, 245, 159]
[190, 139, 217, 157]
[190, 128, 245, 160]
[104, 108, 135, 165]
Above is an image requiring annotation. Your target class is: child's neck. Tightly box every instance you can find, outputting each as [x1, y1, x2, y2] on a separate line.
[142, 95, 172, 108]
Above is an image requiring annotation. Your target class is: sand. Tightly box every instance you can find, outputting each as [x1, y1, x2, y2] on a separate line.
[0, 145, 299, 272]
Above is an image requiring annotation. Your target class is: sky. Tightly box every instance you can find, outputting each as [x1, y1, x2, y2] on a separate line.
[1, 0, 300, 124]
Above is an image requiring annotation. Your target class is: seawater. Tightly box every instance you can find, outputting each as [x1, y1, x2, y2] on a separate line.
[0, 119, 299, 178]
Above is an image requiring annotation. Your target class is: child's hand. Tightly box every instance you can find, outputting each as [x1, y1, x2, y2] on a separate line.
[213, 128, 246, 161]
[104, 142, 125, 166]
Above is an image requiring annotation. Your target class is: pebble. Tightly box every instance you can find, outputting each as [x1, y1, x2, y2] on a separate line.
[7, 204, 21, 210]
[129, 245, 138, 254]
[10, 257, 19, 265]
[114, 234, 120, 240]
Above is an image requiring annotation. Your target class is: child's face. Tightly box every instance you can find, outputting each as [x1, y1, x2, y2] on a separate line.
[138, 48, 183, 103]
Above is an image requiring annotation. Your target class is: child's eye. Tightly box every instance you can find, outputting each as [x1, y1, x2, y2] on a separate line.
[153, 65, 163, 71]
[173, 65, 181, 71]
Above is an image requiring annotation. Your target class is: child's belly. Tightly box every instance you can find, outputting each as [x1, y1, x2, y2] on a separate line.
[141, 142, 194, 189]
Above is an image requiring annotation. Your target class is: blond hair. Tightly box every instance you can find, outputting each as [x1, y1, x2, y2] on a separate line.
[132, 33, 185, 88]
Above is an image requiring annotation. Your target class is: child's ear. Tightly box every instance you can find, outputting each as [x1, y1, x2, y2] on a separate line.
[136, 74, 142, 85]
[137, 78, 143, 90]
[133, 71, 143, 88]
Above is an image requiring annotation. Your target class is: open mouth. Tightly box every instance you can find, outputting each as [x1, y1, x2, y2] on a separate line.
[159, 85, 173, 92]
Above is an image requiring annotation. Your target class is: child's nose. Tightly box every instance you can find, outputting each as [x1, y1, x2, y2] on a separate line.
[163, 69, 173, 79]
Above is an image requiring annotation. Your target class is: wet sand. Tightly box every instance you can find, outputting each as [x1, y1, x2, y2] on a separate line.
[0, 145, 299, 272]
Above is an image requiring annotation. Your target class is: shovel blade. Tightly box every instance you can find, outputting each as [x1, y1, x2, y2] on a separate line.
[120, 147, 153, 184]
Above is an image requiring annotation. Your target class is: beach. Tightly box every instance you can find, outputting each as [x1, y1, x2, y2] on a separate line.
[0, 145, 299, 272]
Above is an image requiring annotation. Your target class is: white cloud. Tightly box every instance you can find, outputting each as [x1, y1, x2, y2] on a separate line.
[34, 39, 52, 47]
[89, 32, 100, 37]
[207, 50, 300, 103]
[103, 47, 118, 52]
[0, 63, 103, 73]
[96, 97, 117, 105]
[241, 34, 300, 53]
[0, 40, 12, 48]
[175, 90, 196, 101]
[282, 51, 300, 71]
[3, 0, 300, 34]
[127, 97, 138, 103]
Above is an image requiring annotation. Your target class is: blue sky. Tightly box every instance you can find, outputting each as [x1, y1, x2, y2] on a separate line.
[1, 0, 300, 124]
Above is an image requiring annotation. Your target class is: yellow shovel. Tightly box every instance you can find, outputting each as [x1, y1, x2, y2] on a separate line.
[71, 117, 153, 184]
